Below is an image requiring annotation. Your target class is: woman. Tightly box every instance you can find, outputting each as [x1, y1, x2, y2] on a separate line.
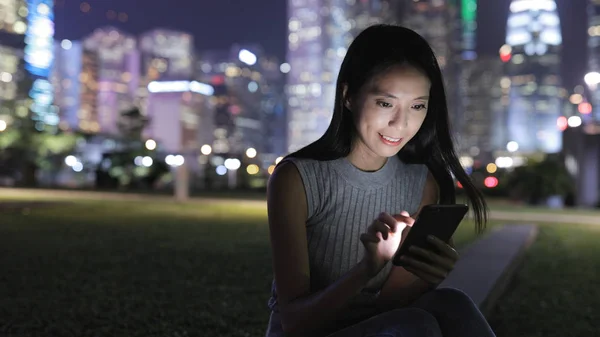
[265, 25, 495, 337]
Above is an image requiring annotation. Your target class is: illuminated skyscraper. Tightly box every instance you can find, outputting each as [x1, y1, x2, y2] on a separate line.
[587, 0, 600, 121]
[459, 57, 504, 162]
[499, 0, 563, 154]
[139, 29, 213, 155]
[139, 29, 194, 83]
[51, 40, 83, 132]
[402, 0, 462, 137]
[0, 0, 27, 35]
[402, 0, 459, 69]
[24, 0, 57, 129]
[197, 45, 286, 156]
[83, 27, 140, 134]
[286, 0, 400, 153]
[460, 0, 477, 60]
[562, 0, 600, 207]
[456, 0, 483, 158]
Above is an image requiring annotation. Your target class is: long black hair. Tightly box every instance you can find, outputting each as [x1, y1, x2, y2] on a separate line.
[285, 24, 487, 232]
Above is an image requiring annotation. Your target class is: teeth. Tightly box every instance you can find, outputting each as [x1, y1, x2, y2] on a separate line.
[381, 135, 400, 142]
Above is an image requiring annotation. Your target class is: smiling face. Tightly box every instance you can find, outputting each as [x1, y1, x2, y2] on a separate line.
[347, 64, 431, 171]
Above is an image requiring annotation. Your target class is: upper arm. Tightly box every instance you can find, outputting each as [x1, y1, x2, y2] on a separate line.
[267, 161, 311, 308]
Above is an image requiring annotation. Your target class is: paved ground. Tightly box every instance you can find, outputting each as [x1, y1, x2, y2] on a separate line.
[490, 210, 599, 225]
[439, 224, 539, 317]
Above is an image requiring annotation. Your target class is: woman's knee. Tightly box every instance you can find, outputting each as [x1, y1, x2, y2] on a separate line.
[381, 308, 442, 335]
[417, 287, 478, 312]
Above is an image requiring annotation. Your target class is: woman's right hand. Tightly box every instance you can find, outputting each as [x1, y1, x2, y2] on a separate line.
[359, 212, 413, 277]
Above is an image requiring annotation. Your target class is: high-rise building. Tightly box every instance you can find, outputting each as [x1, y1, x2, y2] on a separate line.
[402, 0, 463, 137]
[587, 0, 600, 121]
[197, 45, 286, 156]
[0, 45, 27, 128]
[139, 29, 213, 156]
[0, 0, 27, 35]
[24, 0, 57, 129]
[460, 56, 503, 162]
[560, 0, 600, 207]
[498, 0, 563, 154]
[456, 0, 477, 158]
[459, 0, 477, 61]
[144, 83, 214, 155]
[51, 40, 84, 132]
[83, 27, 140, 135]
[286, 0, 400, 153]
[139, 29, 194, 83]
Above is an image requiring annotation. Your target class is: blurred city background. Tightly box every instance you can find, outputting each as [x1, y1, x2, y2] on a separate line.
[0, 0, 598, 207]
[1, 1, 600, 337]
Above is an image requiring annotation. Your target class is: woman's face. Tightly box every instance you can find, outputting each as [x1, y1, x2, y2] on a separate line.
[349, 65, 431, 167]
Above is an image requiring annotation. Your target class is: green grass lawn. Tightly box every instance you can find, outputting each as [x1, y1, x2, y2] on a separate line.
[1, 200, 273, 337]
[488, 222, 600, 337]
[1, 194, 599, 336]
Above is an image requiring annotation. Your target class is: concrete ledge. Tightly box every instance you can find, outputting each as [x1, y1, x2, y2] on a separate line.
[439, 224, 539, 317]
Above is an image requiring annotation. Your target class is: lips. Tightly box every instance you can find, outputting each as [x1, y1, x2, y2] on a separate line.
[379, 133, 403, 146]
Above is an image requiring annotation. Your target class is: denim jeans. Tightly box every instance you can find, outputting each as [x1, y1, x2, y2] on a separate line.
[325, 288, 496, 337]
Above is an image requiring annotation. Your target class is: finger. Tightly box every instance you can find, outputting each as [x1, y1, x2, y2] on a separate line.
[393, 212, 415, 227]
[398, 211, 415, 226]
[360, 233, 380, 244]
[369, 220, 391, 239]
[399, 256, 448, 278]
[378, 213, 399, 232]
[403, 266, 443, 285]
[427, 236, 460, 261]
[409, 246, 455, 271]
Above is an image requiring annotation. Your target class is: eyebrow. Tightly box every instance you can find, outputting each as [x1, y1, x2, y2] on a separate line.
[369, 90, 429, 100]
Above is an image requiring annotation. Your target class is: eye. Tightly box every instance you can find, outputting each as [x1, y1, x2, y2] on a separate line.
[376, 101, 393, 108]
[411, 103, 427, 111]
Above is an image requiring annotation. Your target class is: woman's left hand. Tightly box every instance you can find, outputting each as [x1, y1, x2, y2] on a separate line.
[398, 235, 459, 286]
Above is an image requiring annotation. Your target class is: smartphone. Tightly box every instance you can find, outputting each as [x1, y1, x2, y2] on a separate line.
[392, 204, 469, 266]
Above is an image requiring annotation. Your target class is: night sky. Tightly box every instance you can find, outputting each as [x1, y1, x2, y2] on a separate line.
[54, 0, 588, 89]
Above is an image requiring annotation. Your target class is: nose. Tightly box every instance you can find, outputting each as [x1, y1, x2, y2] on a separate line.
[388, 108, 408, 128]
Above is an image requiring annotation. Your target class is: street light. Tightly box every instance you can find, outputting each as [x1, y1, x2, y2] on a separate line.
[506, 141, 519, 153]
[224, 158, 241, 170]
[568, 116, 582, 128]
[246, 164, 259, 175]
[165, 154, 185, 167]
[224, 158, 241, 189]
[0, 120, 6, 132]
[280, 63, 291, 74]
[201, 144, 212, 155]
[238, 49, 257, 66]
[145, 139, 157, 150]
[584, 72, 600, 90]
[246, 147, 257, 158]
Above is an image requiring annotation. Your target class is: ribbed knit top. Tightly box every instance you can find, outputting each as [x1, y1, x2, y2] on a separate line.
[266, 155, 428, 330]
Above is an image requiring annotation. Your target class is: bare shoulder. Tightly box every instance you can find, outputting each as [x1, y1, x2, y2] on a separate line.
[268, 160, 306, 208]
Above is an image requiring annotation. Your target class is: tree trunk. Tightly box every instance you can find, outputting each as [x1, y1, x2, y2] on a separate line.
[21, 161, 38, 187]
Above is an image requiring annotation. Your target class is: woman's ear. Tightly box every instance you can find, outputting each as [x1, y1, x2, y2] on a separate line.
[342, 84, 352, 111]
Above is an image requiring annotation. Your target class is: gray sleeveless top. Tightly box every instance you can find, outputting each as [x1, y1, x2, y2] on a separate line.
[265, 155, 428, 336]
